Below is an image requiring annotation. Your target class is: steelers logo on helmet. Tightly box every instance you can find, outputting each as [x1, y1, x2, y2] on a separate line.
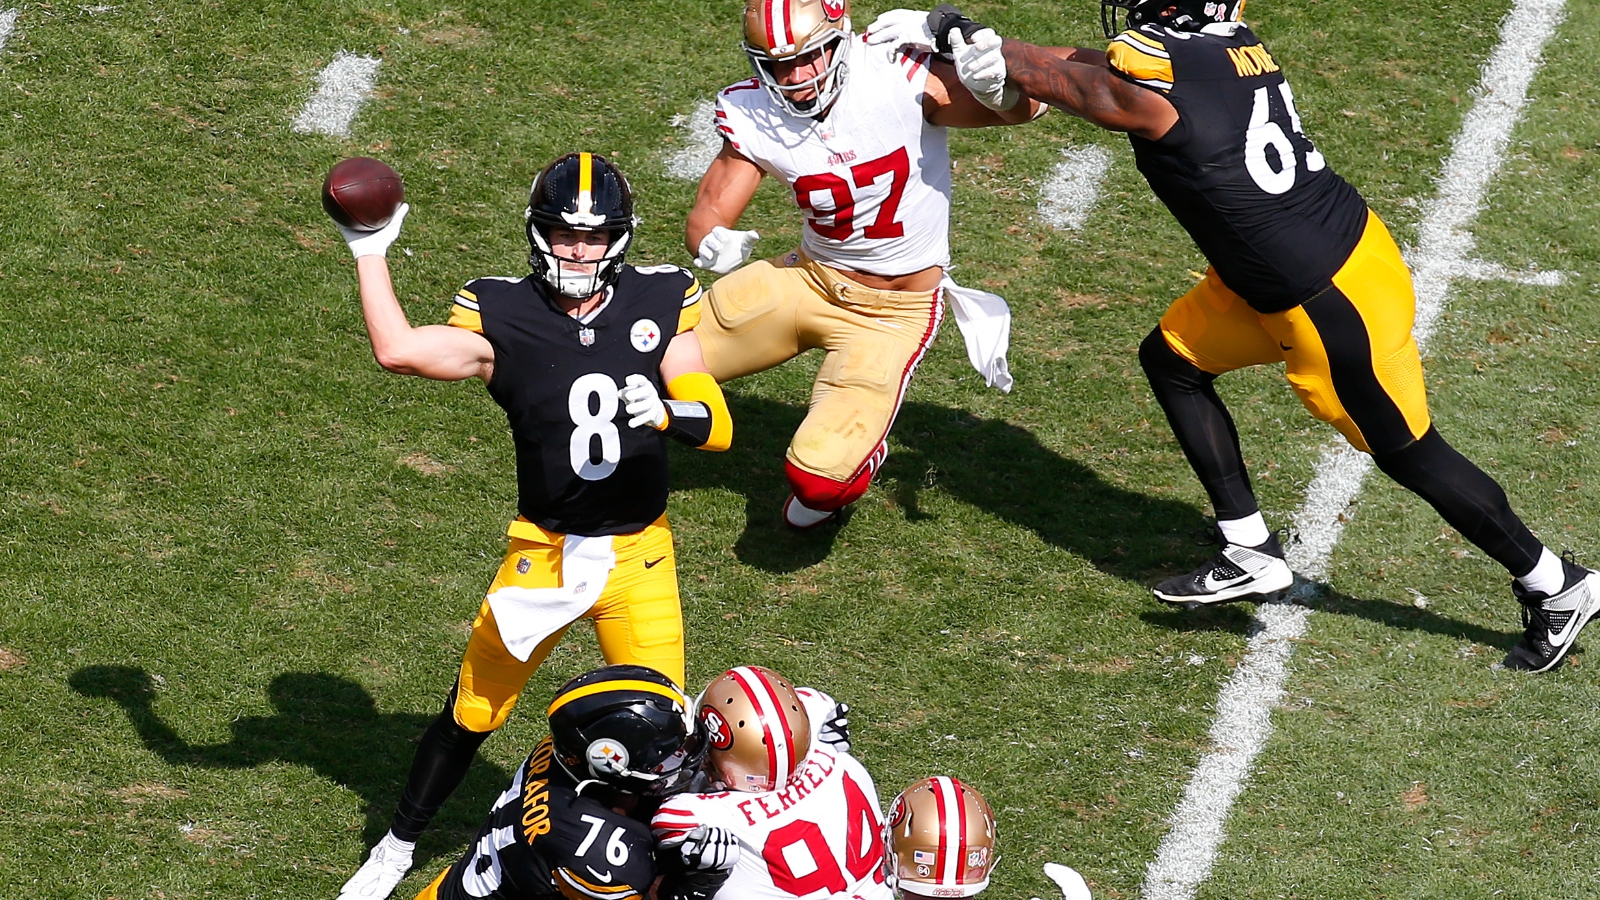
[742, 0, 853, 118]
[588, 738, 630, 776]
[525, 152, 637, 300]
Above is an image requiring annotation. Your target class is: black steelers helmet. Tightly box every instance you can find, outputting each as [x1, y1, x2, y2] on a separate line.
[546, 664, 705, 797]
[525, 152, 636, 299]
[1102, 0, 1244, 39]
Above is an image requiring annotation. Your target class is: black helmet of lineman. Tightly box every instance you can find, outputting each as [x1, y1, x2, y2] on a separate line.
[525, 152, 636, 299]
[1101, 0, 1244, 39]
[546, 664, 706, 797]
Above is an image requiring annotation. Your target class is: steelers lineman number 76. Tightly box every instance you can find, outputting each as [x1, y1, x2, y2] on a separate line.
[568, 373, 626, 481]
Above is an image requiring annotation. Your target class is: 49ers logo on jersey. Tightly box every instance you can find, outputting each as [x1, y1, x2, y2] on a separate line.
[821, 0, 845, 19]
[700, 707, 734, 750]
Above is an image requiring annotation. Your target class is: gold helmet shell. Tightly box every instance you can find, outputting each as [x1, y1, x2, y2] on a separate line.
[884, 777, 999, 898]
[741, 0, 852, 117]
[697, 665, 812, 792]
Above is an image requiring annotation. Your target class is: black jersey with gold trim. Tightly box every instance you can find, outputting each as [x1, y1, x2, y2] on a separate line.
[433, 738, 660, 900]
[1109, 23, 1369, 313]
[449, 265, 704, 536]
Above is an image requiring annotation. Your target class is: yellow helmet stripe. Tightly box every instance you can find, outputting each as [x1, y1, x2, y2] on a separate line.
[547, 679, 684, 717]
[577, 152, 594, 217]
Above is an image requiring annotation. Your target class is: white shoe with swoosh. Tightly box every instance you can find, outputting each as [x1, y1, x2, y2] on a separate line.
[1154, 531, 1294, 606]
[1504, 559, 1600, 673]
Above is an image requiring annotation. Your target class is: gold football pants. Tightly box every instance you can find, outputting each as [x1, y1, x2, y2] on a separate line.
[1158, 210, 1430, 455]
[450, 515, 684, 733]
[694, 251, 943, 482]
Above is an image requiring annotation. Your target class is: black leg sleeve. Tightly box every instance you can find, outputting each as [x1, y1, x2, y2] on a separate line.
[1371, 426, 1545, 577]
[388, 686, 494, 843]
[1139, 328, 1259, 521]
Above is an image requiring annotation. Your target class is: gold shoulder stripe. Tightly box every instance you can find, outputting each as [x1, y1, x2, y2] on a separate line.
[454, 292, 481, 312]
[556, 869, 642, 900]
[682, 278, 702, 300]
[448, 306, 484, 334]
[1107, 41, 1174, 91]
[677, 300, 703, 334]
[457, 287, 479, 303]
[547, 680, 685, 717]
[1119, 28, 1168, 53]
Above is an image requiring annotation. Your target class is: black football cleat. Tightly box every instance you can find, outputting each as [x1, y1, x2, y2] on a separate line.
[1154, 531, 1294, 606]
[1503, 559, 1600, 673]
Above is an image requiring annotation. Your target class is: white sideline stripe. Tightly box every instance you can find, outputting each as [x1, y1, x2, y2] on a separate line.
[1138, 2, 1566, 898]
[1455, 257, 1569, 287]
[0, 9, 18, 53]
[292, 51, 381, 138]
[1038, 145, 1112, 231]
[666, 100, 720, 181]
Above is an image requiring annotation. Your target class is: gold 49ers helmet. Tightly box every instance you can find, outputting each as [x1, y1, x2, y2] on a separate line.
[742, 0, 852, 118]
[884, 777, 999, 898]
[697, 665, 812, 792]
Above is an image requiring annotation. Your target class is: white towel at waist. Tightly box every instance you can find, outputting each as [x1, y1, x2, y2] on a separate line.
[941, 274, 1013, 393]
[486, 534, 617, 662]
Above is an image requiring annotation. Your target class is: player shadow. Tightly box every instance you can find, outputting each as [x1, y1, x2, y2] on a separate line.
[1137, 581, 1520, 647]
[68, 665, 508, 863]
[670, 393, 1209, 582]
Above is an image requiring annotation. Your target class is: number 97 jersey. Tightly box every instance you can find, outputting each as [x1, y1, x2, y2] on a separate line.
[651, 744, 892, 900]
[1109, 22, 1370, 313]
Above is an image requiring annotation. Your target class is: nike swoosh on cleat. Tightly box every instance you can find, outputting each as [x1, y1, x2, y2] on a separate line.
[1201, 571, 1255, 593]
[1547, 611, 1583, 646]
[644, 556, 666, 569]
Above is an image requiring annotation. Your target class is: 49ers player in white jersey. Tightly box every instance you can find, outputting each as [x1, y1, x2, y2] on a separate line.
[652, 666, 890, 900]
[688, 0, 1045, 528]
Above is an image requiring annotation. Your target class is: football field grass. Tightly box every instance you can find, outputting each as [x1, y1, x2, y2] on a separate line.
[2, 1, 1599, 898]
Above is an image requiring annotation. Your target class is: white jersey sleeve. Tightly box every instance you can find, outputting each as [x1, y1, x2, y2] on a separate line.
[714, 37, 952, 276]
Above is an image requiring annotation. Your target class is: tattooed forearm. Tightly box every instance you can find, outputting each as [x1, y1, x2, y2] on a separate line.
[1001, 38, 1143, 132]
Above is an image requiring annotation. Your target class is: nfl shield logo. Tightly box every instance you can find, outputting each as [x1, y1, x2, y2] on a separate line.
[516, 557, 531, 575]
[578, 326, 596, 347]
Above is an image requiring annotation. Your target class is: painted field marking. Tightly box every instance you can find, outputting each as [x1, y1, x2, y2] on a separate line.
[666, 99, 720, 181]
[1037, 145, 1112, 231]
[0, 9, 19, 53]
[1138, 2, 1568, 899]
[292, 51, 381, 138]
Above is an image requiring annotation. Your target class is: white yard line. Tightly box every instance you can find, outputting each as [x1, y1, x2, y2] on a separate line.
[292, 51, 381, 138]
[1037, 145, 1112, 231]
[1138, 2, 1567, 898]
[666, 99, 720, 181]
[0, 9, 19, 53]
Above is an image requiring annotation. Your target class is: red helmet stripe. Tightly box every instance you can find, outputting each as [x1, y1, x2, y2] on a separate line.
[765, 0, 790, 49]
[731, 666, 797, 787]
[953, 779, 970, 885]
[931, 776, 964, 886]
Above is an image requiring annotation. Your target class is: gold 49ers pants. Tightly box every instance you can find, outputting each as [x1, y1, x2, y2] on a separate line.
[450, 515, 683, 733]
[694, 251, 943, 482]
[1158, 210, 1431, 455]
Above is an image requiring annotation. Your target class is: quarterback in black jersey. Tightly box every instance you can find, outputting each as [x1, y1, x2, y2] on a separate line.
[414, 666, 738, 900]
[329, 153, 732, 900]
[897, 1, 1600, 671]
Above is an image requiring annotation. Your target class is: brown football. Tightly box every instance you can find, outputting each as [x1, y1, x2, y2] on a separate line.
[322, 157, 404, 231]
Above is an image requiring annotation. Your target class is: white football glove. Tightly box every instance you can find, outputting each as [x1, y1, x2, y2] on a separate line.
[339, 203, 410, 259]
[693, 225, 760, 275]
[863, 8, 936, 54]
[951, 29, 1019, 112]
[621, 373, 668, 430]
[675, 825, 740, 873]
[818, 701, 851, 754]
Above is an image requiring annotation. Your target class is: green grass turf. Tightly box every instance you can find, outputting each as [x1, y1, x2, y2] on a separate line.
[1, 0, 1597, 897]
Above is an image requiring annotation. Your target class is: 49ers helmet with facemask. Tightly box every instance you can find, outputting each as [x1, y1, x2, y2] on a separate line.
[884, 777, 999, 898]
[546, 664, 705, 797]
[743, 0, 853, 118]
[525, 152, 636, 299]
[1101, 0, 1245, 39]
[697, 665, 812, 792]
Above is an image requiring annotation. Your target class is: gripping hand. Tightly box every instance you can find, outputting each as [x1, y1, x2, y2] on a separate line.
[951, 29, 1018, 111]
[863, 9, 936, 53]
[818, 701, 851, 754]
[678, 825, 740, 873]
[693, 225, 760, 275]
[622, 374, 668, 430]
[928, 4, 987, 55]
[340, 203, 410, 259]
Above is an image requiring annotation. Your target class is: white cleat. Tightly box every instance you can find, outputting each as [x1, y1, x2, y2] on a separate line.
[1154, 531, 1293, 606]
[337, 839, 413, 900]
[1033, 862, 1092, 900]
[782, 494, 845, 530]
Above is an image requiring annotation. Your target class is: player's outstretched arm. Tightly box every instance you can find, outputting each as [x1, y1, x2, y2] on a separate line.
[923, 56, 1045, 128]
[355, 255, 494, 382]
[686, 143, 764, 273]
[999, 38, 1177, 139]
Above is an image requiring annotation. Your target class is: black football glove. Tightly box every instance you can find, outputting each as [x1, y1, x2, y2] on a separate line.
[659, 826, 740, 900]
[818, 702, 851, 754]
[928, 4, 988, 55]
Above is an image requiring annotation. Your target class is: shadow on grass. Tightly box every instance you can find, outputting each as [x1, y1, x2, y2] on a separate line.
[671, 394, 1210, 582]
[68, 665, 507, 865]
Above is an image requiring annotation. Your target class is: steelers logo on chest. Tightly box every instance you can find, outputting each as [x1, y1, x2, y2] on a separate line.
[630, 318, 661, 353]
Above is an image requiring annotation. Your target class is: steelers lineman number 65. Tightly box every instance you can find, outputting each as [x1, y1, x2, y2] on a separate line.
[569, 373, 623, 481]
[1244, 82, 1326, 195]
